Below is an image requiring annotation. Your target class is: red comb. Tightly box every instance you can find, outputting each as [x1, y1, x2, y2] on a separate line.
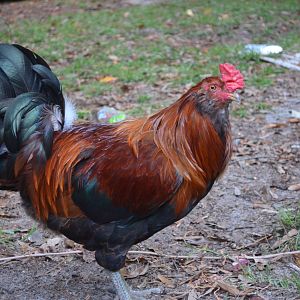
[219, 63, 244, 92]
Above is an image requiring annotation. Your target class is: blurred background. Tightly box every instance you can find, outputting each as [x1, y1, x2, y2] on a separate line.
[0, 0, 299, 117]
[0, 1, 300, 299]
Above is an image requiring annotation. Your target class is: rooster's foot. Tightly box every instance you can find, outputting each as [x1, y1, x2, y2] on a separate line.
[108, 270, 163, 300]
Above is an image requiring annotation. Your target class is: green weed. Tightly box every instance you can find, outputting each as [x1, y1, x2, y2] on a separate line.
[279, 208, 300, 231]
[278, 207, 300, 250]
[232, 107, 247, 118]
[0, 229, 16, 246]
[256, 102, 272, 111]
[244, 265, 300, 292]
[77, 110, 91, 120]
[21, 226, 37, 241]
[0, 0, 299, 104]
[137, 95, 151, 104]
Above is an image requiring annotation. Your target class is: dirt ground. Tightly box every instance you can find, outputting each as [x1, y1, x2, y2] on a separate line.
[1, 1, 300, 300]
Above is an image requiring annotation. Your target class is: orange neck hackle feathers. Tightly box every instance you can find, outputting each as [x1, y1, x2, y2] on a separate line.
[116, 62, 246, 214]
[117, 82, 233, 214]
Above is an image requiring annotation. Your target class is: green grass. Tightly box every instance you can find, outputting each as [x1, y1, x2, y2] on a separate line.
[278, 207, 300, 250]
[77, 110, 91, 120]
[256, 102, 272, 111]
[21, 226, 37, 242]
[0, 229, 17, 246]
[279, 208, 300, 231]
[0, 0, 299, 106]
[248, 65, 285, 88]
[243, 208, 300, 292]
[127, 106, 146, 117]
[0, 227, 40, 245]
[232, 107, 247, 118]
[137, 95, 151, 104]
[244, 265, 300, 292]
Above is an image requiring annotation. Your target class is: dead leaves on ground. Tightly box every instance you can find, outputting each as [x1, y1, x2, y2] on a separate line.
[271, 229, 298, 250]
[183, 275, 255, 299]
[122, 248, 257, 298]
[157, 274, 175, 288]
[288, 183, 300, 191]
[98, 76, 118, 83]
[121, 263, 149, 279]
[216, 279, 254, 297]
[293, 253, 300, 268]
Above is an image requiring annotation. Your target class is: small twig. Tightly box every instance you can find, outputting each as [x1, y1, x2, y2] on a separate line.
[243, 250, 300, 260]
[6, 249, 298, 264]
[288, 263, 300, 274]
[198, 283, 218, 298]
[0, 213, 17, 218]
[236, 234, 273, 250]
[0, 250, 83, 263]
[128, 250, 228, 260]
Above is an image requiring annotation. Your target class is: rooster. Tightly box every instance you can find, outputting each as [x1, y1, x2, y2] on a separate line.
[0, 44, 244, 300]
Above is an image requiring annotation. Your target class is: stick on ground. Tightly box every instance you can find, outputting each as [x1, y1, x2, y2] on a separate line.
[0, 250, 83, 263]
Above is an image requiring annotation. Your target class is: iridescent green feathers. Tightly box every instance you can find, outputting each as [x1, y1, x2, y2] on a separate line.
[0, 44, 65, 155]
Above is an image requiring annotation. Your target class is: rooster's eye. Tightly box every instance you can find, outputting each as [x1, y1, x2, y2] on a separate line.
[210, 85, 216, 91]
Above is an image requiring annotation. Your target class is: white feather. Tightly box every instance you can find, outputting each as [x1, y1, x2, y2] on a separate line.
[63, 95, 77, 130]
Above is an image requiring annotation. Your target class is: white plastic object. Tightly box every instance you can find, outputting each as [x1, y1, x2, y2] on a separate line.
[245, 44, 283, 55]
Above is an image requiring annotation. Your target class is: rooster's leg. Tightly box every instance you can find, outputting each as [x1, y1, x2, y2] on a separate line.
[108, 270, 162, 300]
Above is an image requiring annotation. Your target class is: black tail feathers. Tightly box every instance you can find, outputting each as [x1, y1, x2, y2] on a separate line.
[0, 44, 66, 189]
[0, 44, 65, 153]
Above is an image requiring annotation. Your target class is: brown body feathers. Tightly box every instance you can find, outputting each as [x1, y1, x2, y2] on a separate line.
[18, 78, 232, 221]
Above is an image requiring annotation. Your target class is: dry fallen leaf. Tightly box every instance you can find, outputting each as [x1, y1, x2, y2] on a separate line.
[216, 280, 241, 296]
[288, 118, 300, 123]
[64, 238, 75, 248]
[121, 264, 149, 279]
[288, 183, 300, 191]
[108, 55, 119, 64]
[269, 189, 278, 199]
[293, 253, 300, 267]
[276, 165, 285, 174]
[220, 13, 229, 20]
[99, 76, 118, 83]
[216, 280, 252, 296]
[264, 123, 286, 129]
[287, 228, 298, 237]
[17, 240, 35, 253]
[44, 237, 62, 248]
[272, 228, 298, 249]
[40, 237, 63, 253]
[157, 274, 175, 288]
[186, 9, 194, 17]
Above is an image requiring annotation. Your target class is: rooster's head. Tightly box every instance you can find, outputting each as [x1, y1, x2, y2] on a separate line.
[194, 63, 244, 107]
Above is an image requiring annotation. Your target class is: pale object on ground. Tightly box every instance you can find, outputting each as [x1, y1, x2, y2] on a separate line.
[97, 106, 126, 124]
[260, 54, 300, 72]
[244, 44, 283, 55]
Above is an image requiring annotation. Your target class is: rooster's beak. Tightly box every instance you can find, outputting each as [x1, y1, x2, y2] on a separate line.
[229, 92, 241, 104]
